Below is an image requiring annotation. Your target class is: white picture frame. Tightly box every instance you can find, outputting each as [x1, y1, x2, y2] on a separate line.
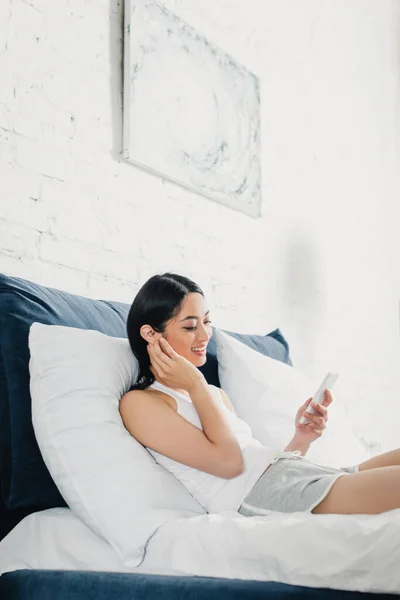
[123, 0, 262, 217]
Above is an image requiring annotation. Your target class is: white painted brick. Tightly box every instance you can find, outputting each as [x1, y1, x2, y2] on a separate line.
[90, 249, 139, 282]
[8, 0, 46, 43]
[33, 263, 90, 298]
[101, 209, 151, 254]
[39, 234, 93, 271]
[91, 0, 122, 14]
[0, 253, 91, 297]
[40, 177, 72, 205]
[0, 194, 49, 231]
[0, 218, 40, 259]
[0, 1, 11, 47]
[0, 57, 16, 104]
[49, 211, 103, 245]
[87, 272, 136, 303]
[14, 85, 72, 136]
[0, 128, 12, 157]
[0, 104, 12, 131]
[14, 0, 45, 14]
[43, 181, 104, 245]
[12, 114, 42, 140]
[0, 254, 30, 278]
[38, 142, 71, 181]
[0, 161, 41, 199]
[11, 136, 43, 173]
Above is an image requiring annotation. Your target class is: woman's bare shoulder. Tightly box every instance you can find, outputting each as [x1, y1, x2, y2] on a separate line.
[120, 386, 177, 411]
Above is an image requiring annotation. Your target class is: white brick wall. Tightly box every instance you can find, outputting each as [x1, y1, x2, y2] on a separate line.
[1, 0, 400, 452]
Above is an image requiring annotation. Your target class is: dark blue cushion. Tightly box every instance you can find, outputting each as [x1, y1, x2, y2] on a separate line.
[0, 273, 292, 521]
[0, 273, 130, 512]
[0, 570, 377, 600]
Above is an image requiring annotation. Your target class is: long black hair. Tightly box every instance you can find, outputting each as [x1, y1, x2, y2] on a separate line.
[127, 272, 204, 390]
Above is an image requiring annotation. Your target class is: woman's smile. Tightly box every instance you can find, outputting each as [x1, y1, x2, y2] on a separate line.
[191, 345, 208, 356]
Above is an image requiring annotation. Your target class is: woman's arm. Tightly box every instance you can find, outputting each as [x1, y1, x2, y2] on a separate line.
[284, 436, 310, 456]
[120, 389, 244, 478]
[188, 378, 243, 467]
[144, 339, 244, 477]
[284, 391, 332, 455]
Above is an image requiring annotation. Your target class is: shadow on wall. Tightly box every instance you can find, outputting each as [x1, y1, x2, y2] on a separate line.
[281, 233, 326, 371]
[109, 0, 124, 161]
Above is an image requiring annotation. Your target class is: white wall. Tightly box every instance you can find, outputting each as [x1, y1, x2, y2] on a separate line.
[1, 0, 399, 452]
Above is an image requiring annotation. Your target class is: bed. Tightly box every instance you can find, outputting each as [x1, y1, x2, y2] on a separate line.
[0, 272, 399, 599]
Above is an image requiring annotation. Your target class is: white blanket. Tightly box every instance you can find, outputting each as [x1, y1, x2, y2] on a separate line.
[158, 509, 400, 594]
[1, 508, 400, 594]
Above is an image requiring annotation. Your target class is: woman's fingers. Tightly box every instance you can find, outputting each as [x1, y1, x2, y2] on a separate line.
[311, 428, 323, 436]
[148, 339, 172, 368]
[147, 343, 168, 374]
[159, 337, 177, 358]
[297, 422, 324, 437]
[304, 412, 326, 428]
[311, 401, 328, 420]
[300, 397, 313, 411]
[322, 389, 333, 407]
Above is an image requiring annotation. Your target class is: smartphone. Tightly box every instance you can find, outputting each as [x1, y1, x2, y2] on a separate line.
[299, 371, 340, 425]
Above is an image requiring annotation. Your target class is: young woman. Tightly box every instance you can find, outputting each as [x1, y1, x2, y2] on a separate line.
[120, 272, 400, 516]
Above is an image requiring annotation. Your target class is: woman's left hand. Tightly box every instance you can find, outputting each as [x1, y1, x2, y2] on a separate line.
[294, 390, 333, 445]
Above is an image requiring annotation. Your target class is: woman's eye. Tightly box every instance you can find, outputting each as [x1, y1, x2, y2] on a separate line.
[184, 321, 211, 331]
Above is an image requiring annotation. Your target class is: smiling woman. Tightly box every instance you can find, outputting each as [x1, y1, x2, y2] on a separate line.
[120, 272, 400, 517]
[121, 272, 274, 509]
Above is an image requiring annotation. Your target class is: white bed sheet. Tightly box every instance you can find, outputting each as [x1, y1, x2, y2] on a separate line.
[1, 507, 400, 594]
[0, 508, 183, 578]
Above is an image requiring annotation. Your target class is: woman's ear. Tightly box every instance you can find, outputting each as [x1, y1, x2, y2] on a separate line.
[140, 325, 160, 343]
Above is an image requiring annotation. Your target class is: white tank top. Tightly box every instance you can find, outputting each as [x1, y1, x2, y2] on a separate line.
[146, 380, 276, 513]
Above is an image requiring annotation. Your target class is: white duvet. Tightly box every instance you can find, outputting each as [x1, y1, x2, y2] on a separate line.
[1, 507, 400, 594]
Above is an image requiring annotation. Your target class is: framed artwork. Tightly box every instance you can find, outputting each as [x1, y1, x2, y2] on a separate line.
[123, 0, 262, 217]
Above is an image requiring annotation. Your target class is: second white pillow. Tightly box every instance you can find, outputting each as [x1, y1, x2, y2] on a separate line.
[214, 329, 369, 468]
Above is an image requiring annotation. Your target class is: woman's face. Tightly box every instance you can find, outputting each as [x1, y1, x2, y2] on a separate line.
[162, 292, 212, 366]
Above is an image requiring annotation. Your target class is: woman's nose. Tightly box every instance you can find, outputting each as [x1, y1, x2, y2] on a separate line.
[198, 330, 210, 343]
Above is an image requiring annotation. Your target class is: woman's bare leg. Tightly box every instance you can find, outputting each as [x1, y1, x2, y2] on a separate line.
[312, 465, 400, 514]
[358, 448, 400, 471]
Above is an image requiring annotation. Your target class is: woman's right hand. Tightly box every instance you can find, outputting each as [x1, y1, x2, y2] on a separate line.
[147, 338, 203, 391]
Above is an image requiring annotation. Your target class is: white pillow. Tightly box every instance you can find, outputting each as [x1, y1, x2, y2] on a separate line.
[29, 323, 205, 568]
[215, 329, 369, 467]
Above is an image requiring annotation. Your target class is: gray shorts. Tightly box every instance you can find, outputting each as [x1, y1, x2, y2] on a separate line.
[239, 451, 359, 516]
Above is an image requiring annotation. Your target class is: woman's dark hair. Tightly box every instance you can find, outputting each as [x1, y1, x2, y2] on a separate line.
[127, 272, 204, 390]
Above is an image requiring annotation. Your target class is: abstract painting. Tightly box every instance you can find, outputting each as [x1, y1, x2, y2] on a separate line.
[123, 0, 261, 217]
